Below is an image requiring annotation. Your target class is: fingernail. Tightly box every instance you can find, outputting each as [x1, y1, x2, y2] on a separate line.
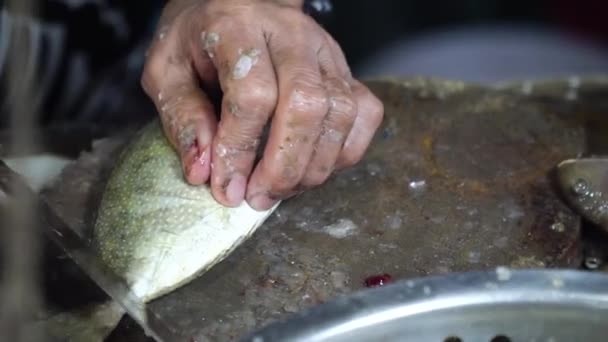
[225, 174, 246, 205]
[247, 192, 277, 211]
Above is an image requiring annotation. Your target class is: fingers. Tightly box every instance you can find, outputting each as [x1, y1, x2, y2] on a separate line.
[202, 24, 279, 207]
[336, 79, 384, 169]
[320, 32, 384, 171]
[299, 46, 357, 188]
[142, 2, 384, 210]
[246, 36, 329, 211]
[141, 23, 218, 185]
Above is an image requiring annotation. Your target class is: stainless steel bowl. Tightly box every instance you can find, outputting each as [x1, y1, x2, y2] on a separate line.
[240, 269, 608, 342]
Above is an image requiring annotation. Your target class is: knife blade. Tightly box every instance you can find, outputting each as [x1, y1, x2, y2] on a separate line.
[0, 160, 184, 342]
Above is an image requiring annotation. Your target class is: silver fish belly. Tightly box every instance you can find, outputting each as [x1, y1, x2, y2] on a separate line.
[92, 119, 279, 302]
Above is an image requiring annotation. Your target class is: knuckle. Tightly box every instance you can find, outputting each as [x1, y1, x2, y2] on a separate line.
[360, 90, 385, 127]
[230, 82, 277, 114]
[215, 130, 260, 154]
[141, 54, 165, 95]
[144, 52, 165, 77]
[287, 85, 329, 118]
[291, 11, 319, 31]
[329, 93, 357, 119]
[203, 20, 227, 39]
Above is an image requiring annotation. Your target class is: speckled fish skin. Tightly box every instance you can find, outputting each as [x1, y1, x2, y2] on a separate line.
[92, 119, 280, 302]
[37, 119, 278, 342]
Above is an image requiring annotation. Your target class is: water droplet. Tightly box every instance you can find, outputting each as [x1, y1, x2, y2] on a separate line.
[572, 179, 589, 196]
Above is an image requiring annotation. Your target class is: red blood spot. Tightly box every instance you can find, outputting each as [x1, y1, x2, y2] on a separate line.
[189, 138, 200, 156]
[364, 273, 393, 288]
[184, 139, 206, 175]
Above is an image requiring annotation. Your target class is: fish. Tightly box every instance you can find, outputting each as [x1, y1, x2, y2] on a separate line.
[556, 158, 608, 232]
[39, 118, 280, 341]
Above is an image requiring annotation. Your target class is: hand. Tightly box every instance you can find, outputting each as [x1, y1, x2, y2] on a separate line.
[141, 0, 384, 211]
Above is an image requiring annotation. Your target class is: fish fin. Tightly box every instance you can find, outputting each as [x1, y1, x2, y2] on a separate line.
[37, 301, 125, 342]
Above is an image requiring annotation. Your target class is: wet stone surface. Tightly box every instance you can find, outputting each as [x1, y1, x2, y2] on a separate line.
[37, 77, 608, 341]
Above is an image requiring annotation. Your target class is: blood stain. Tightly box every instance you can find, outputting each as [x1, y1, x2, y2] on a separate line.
[364, 273, 393, 288]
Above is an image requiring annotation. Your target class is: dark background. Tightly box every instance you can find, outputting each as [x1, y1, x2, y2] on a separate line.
[2, 0, 608, 126]
[319, 0, 608, 72]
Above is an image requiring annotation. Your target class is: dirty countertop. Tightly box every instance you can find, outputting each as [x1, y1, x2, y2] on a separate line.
[38, 76, 608, 341]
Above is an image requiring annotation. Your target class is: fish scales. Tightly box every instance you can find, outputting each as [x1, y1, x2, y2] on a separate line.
[94, 119, 279, 301]
[42, 119, 279, 341]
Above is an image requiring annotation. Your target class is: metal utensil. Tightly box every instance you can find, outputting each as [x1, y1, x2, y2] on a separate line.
[0, 160, 183, 342]
[241, 268, 608, 342]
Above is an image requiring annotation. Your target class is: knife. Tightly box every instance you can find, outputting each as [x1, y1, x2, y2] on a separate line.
[0, 160, 184, 342]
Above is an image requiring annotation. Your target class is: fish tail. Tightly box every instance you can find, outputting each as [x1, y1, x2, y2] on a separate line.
[37, 300, 125, 342]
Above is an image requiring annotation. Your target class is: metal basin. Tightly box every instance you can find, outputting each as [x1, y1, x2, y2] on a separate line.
[241, 269, 608, 342]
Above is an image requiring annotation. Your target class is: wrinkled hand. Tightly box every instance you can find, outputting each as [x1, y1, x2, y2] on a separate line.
[141, 0, 384, 211]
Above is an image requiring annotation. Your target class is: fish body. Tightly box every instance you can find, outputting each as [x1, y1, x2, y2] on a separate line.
[43, 119, 279, 341]
[93, 119, 279, 302]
